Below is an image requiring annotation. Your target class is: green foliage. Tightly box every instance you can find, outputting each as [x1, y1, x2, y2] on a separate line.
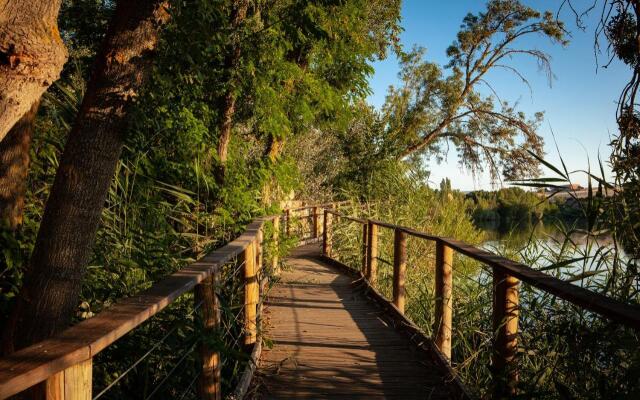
[328, 147, 640, 398]
[468, 187, 559, 228]
[0, 0, 402, 397]
[377, 0, 566, 180]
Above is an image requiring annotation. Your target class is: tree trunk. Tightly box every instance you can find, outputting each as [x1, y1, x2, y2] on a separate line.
[3, 0, 170, 353]
[265, 134, 284, 162]
[0, 0, 67, 142]
[0, 100, 39, 230]
[215, 0, 248, 183]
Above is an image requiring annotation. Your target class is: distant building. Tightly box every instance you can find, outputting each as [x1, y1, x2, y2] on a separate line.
[546, 183, 584, 193]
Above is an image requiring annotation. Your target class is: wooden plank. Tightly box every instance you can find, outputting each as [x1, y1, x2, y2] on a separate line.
[257, 244, 457, 400]
[0, 336, 90, 399]
[320, 254, 474, 400]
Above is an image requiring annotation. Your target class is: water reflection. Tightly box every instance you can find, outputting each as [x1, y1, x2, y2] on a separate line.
[475, 218, 628, 285]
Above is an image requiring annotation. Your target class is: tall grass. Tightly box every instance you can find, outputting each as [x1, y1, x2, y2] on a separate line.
[330, 156, 640, 398]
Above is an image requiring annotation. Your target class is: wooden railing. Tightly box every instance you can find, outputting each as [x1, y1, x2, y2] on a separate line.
[0, 207, 310, 400]
[322, 209, 640, 398]
[6, 202, 636, 399]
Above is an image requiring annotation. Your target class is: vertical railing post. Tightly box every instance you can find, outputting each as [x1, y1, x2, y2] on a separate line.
[272, 217, 280, 275]
[392, 228, 407, 314]
[45, 358, 92, 400]
[256, 228, 264, 316]
[361, 222, 368, 274]
[312, 206, 319, 239]
[365, 221, 378, 286]
[492, 269, 520, 398]
[434, 240, 453, 361]
[323, 209, 332, 257]
[45, 371, 64, 399]
[196, 272, 222, 400]
[243, 240, 258, 347]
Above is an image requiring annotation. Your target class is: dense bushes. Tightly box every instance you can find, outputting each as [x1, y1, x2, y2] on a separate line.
[467, 187, 555, 225]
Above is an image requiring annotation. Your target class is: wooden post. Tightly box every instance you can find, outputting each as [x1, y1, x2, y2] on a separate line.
[312, 206, 319, 239]
[44, 358, 92, 400]
[492, 269, 520, 398]
[323, 210, 332, 257]
[272, 217, 280, 275]
[196, 274, 222, 400]
[361, 223, 368, 274]
[285, 209, 291, 237]
[366, 221, 378, 286]
[392, 228, 407, 314]
[256, 229, 264, 316]
[43, 358, 92, 400]
[244, 241, 258, 346]
[45, 371, 64, 399]
[434, 240, 453, 361]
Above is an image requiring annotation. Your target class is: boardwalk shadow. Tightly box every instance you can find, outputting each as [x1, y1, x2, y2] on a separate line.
[257, 244, 448, 399]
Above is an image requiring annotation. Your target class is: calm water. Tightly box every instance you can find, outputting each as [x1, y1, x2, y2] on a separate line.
[475, 219, 629, 284]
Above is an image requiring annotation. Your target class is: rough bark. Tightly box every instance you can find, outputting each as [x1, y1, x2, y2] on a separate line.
[0, 100, 39, 230]
[216, 0, 248, 181]
[3, 0, 170, 353]
[0, 0, 67, 142]
[265, 134, 284, 162]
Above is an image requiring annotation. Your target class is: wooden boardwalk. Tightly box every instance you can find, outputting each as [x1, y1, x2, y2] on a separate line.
[255, 244, 453, 399]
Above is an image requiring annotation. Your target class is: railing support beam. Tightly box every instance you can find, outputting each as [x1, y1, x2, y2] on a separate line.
[492, 270, 519, 398]
[434, 240, 453, 361]
[323, 210, 332, 257]
[196, 273, 222, 400]
[312, 206, 319, 239]
[361, 222, 368, 274]
[244, 241, 258, 347]
[365, 221, 378, 286]
[393, 228, 407, 314]
[44, 358, 92, 400]
[272, 217, 280, 275]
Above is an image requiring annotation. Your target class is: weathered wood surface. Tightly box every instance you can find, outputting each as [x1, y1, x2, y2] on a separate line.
[329, 210, 640, 330]
[0, 219, 269, 399]
[255, 245, 453, 399]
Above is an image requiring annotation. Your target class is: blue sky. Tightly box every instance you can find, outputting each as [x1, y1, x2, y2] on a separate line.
[366, 0, 628, 191]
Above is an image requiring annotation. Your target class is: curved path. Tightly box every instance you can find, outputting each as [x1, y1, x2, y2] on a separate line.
[255, 244, 454, 399]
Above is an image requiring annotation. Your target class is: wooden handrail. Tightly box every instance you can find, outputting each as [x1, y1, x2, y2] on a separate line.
[0, 202, 347, 399]
[324, 209, 640, 398]
[438, 237, 640, 329]
[0, 219, 271, 399]
[326, 210, 640, 330]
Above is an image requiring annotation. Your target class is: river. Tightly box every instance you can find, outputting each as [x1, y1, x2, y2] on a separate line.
[475, 219, 630, 286]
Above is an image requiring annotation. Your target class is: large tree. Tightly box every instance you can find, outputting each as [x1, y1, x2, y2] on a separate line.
[0, 0, 67, 142]
[381, 0, 566, 180]
[0, 101, 39, 230]
[3, 0, 170, 352]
